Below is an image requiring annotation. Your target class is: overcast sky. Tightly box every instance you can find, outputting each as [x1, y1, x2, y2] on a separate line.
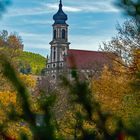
[0, 0, 127, 57]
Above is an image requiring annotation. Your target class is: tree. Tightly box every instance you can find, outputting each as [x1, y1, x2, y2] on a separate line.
[0, 30, 24, 72]
[0, 30, 24, 50]
[0, 30, 8, 46]
[101, 19, 140, 69]
[7, 34, 23, 50]
[100, 2, 140, 137]
[93, 65, 128, 112]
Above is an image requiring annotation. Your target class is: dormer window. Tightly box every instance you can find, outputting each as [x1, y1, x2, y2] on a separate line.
[62, 29, 65, 39]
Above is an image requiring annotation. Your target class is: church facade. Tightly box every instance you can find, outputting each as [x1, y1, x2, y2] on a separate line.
[45, 0, 113, 80]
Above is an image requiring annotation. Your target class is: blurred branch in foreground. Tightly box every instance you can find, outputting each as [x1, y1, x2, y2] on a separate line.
[0, 0, 11, 17]
[1, 48, 140, 139]
[61, 67, 140, 140]
[0, 54, 58, 140]
[116, 0, 140, 30]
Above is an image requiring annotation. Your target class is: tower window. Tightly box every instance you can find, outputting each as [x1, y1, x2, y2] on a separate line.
[53, 64, 56, 67]
[60, 63, 63, 67]
[53, 47, 56, 61]
[62, 29, 65, 39]
[54, 30, 56, 39]
[52, 74, 56, 79]
[53, 51, 56, 61]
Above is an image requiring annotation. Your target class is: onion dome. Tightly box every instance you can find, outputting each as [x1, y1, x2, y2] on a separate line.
[53, 0, 68, 24]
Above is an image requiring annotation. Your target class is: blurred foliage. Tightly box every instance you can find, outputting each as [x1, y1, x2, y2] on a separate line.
[117, 0, 140, 30]
[93, 64, 140, 130]
[59, 67, 140, 140]
[0, 0, 11, 17]
[93, 65, 130, 115]
[0, 0, 140, 140]
[1, 53, 140, 139]
[0, 72, 37, 139]
[100, 2, 140, 137]
[0, 54, 59, 140]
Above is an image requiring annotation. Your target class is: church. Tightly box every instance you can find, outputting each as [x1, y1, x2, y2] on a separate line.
[45, 0, 113, 80]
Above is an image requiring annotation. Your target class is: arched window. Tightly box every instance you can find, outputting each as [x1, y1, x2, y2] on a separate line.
[53, 47, 56, 61]
[62, 29, 65, 39]
[53, 51, 56, 61]
[52, 74, 56, 79]
[53, 64, 56, 67]
[53, 30, 56, 39]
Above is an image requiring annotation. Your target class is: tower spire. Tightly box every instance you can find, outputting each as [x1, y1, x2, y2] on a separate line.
[60, 0, 62, 4]
[59, 0, 62, 8]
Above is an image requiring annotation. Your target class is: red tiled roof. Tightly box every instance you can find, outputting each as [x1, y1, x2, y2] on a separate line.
[65, 49, 113, 69]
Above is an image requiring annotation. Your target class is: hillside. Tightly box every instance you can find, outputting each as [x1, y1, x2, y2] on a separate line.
[18, 51, 46, 75]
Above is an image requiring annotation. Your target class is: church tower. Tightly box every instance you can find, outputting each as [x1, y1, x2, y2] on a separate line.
[46, 0, 70, 80]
